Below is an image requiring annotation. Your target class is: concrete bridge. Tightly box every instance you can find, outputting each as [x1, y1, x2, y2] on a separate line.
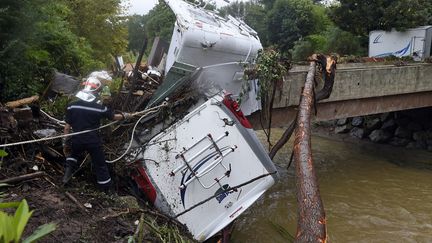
[248, 63, 432, 128]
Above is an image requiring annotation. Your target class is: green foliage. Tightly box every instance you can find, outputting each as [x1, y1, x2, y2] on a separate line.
[144, 3, 176, 43]
[64, 0, 128, 61]
[267, 0, 317, 51]
[0, 0, 126, 102]
[254, 49, 288, 98]
[40, 96, 71, 118]
[331, 0, 432, 37]
[0, 199, 56, 242]
[127, 15, 146, 53]
[324, 27, 364, 56]
[0, 150, 8, 158]
[291, 34, 327, 61]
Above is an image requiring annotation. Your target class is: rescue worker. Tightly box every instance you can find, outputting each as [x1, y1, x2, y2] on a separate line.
[62, 76, 131, 191]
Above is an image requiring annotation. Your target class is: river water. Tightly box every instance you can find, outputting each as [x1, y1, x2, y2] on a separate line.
[231, 132, 432, 242]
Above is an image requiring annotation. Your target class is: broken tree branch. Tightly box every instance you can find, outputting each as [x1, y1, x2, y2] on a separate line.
[65, 191, 89, 213]
[5, 95, 39, 109]
[293, 62, 327, 242]
[0, 171, 45, 184]
[269, 54, 337, 159]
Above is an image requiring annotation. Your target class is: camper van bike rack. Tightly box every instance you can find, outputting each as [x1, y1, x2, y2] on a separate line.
[169, 132, 238, 190]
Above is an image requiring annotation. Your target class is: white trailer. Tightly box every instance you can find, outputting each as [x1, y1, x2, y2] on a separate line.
[369, 26, 432, 60]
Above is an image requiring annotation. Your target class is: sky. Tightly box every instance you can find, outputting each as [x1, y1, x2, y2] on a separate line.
[124, 0, 244, 15]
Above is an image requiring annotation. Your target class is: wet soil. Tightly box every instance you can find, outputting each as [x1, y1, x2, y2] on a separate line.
[0, 159, 193, 243]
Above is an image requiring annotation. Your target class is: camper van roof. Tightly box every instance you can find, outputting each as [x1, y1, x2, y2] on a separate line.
[163, 0, 258, 38]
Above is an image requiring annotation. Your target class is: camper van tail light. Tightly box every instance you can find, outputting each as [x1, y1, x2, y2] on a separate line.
[222, 95, 253, 129]
[131, 165, 157, 204]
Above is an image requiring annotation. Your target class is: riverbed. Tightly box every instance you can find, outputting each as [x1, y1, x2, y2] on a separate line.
[231, 131, 432, 242]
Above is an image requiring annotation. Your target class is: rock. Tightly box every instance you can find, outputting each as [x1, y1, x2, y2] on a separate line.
[415, 140, 427, 149]
[365, 118, 381, 131]
[350, 127, 365, 139]
[412, 131, 427, 141]
[351, 117, 364, 127]
[407, 122, 422, 131]
[381, 119, 397, 132]
[406, 142, 416, 149]
[337, 118, 348, 126]
[394, 127, 412, 139]
[314, 120, 335, 127]
[368, 129, 392, 143]
[389, 137, 410, 147]
[380, 112, 392, 122]
[335, 124, 351, 134]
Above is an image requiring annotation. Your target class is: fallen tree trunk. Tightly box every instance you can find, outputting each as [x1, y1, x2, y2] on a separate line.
[293, 62, 327, 242]
[5, 95, 39, 109]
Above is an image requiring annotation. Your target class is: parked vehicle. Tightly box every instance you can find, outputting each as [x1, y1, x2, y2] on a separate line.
[369, 26, 432, 60]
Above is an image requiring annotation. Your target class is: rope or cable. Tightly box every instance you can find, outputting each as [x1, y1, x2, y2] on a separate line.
[0, 103, 168, 150]
[0, 121, 118, 148]
[39, 109, 66, 126]
[106, 108, 162, 163]
[175, 171, 277, 218]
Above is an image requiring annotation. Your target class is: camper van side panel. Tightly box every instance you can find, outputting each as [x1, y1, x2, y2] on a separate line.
[369, 26, 432, 58]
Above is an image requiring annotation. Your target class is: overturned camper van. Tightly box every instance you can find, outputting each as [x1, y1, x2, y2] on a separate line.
[130, 0, 278, 241]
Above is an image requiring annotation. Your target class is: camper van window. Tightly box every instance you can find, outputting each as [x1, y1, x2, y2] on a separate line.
[189, 9, 218, 27]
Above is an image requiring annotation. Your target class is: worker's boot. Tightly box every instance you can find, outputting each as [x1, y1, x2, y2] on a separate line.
[62, 166, 74, 185]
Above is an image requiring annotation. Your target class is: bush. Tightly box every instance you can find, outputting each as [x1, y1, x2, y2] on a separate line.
[291, 34, 326, 61]
[324, 27, 363, 56]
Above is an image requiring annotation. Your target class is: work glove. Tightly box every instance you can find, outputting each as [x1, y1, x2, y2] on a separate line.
[122, 112, 133, 120]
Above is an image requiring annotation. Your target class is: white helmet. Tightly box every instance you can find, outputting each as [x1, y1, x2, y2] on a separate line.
[82, 77, 102, 92]
[75, 77, 102, 102]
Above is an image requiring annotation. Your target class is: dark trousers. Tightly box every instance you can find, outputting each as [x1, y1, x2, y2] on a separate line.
[65, 142, 112, 189]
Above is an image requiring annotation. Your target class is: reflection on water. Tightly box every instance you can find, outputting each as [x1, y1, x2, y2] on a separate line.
[232, 131, 432, 242]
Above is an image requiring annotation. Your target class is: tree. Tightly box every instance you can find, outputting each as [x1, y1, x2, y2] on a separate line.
[267, 0, 317, 52]
[331, 0, 432, 37]
[143, 3, 175, 44]
[127, 14, 146, 53]
[64, 0, 128, 64]
[0, 0, 127, 101]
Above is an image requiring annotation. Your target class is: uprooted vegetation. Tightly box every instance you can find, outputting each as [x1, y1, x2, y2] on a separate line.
[0, 65, 200, 242]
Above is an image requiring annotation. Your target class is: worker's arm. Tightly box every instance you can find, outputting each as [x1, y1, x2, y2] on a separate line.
[113, 113, 124, 121]
[64, 123, 71, 135]
[113, 112, 132, 121]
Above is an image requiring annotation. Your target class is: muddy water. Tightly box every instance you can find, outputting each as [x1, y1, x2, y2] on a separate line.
[231, 132, 432, 242]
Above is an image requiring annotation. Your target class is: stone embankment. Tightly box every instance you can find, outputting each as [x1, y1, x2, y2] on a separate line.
[332, 107, 432, 151]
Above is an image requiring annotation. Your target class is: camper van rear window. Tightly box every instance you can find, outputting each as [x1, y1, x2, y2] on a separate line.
[189, 9, 218, 27]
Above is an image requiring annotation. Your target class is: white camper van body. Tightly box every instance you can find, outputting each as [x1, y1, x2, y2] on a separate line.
[164, 0, 262, 73]
[160, 0, 262, 116]
[132, 94, 277, 241]
[369, 26, 432, 60]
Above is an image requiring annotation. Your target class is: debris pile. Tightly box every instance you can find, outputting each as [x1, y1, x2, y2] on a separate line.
[0, 68, 199, 242]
